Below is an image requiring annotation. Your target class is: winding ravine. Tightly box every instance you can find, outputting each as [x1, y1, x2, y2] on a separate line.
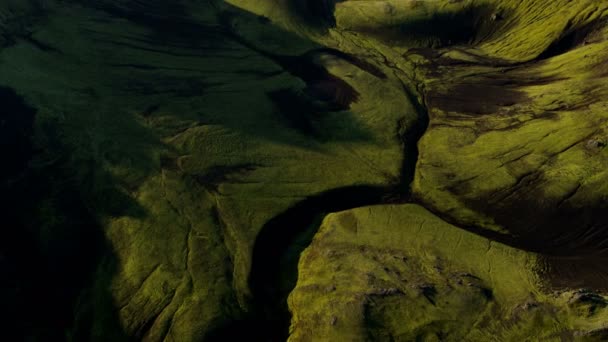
[4, 1, 608, 340]
[207, 43, 608, 339]
[204, 70, 432, 340]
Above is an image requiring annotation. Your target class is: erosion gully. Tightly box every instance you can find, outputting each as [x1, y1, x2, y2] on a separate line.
[205, 53, 430, 341]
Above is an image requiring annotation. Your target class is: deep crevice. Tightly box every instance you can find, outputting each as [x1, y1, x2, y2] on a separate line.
[286, 0, 346, 28]
[537, 18, 607, 60]
[206, 72, 431, 341]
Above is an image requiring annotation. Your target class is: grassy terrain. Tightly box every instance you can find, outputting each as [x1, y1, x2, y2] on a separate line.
[290, 204, 608, 341]
[1, 0, 607, 340]
[411, 1, 608, 281]
[1, 0, 413, 339]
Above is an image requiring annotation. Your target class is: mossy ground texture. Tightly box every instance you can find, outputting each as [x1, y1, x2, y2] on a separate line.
[1, 0, 608, 341]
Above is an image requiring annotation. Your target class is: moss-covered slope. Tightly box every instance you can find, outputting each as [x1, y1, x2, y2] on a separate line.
[2, 0, 608, 341]
[290, 205, 608, 341]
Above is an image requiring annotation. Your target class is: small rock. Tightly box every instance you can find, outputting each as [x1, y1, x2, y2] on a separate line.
[586, 139, 606, 150]
[570, 290, 607, 306]
[459, 272, 481, 280]
[379, 288, 401, 296]
[491, 12, 504, 21]
[522, 301, 539, 310]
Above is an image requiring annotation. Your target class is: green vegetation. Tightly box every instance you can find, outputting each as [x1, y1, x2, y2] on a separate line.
[1, 0, 413, 339]
[290, 205, 608, 341]
[1, 0, 607, 340]
[413, 1, 608, 256]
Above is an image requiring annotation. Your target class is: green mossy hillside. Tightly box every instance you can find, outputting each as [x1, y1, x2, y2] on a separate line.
[2, 0, 608, 340]
[290, 204, 608, 341]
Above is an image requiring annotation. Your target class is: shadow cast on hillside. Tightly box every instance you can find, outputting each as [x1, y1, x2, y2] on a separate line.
[0, 86, 136, 340]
